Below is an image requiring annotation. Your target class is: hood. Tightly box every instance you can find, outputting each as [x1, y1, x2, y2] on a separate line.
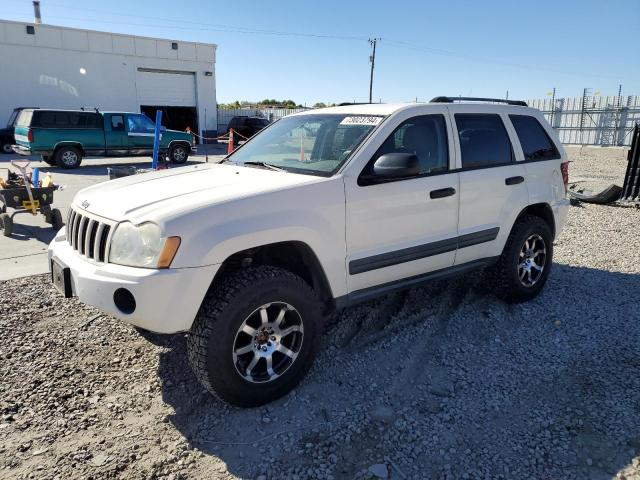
[74, 163, 321, 222]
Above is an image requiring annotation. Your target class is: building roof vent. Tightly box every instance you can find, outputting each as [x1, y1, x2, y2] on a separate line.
[33, 1, 42, 24]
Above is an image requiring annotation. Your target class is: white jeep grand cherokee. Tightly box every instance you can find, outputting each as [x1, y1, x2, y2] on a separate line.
[49, 97, 570, 407]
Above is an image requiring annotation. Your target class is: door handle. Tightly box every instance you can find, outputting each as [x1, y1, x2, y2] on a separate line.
[505, 176, 524, 185]
[430, 187, 456, 199]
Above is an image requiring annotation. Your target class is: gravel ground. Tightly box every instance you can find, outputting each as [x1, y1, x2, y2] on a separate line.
[1, 147, 639, 480]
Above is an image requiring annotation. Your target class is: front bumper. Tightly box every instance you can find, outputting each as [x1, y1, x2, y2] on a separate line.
[48, 230, 219, 333]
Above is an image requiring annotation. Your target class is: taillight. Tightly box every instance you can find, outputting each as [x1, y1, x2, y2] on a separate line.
[560, 161, 569, 192]
[27, 129, 33, 142]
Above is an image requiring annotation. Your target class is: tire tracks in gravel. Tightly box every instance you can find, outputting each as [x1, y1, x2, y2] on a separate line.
[387, 276, 475, 401]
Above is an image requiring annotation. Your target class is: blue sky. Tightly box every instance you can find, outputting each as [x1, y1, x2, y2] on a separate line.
[3, 0, 639, 105]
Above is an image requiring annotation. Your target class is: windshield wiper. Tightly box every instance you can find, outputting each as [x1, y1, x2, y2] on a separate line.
[242, 161, 286, 172]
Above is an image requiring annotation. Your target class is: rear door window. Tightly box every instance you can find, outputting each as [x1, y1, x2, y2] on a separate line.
[509, 115, 560, 161]
[455, 114, 513, 168]
[111, 115, 125, 131]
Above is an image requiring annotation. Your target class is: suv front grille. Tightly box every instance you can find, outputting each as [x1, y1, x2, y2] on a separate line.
[66, 208, 112, 262]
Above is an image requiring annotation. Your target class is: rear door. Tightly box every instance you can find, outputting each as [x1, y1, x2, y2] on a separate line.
[104, 114, 128, 155]
[450, 106, 529, 265]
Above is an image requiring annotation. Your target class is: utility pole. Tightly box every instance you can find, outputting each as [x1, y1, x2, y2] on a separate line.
[368, 38, 380, 104]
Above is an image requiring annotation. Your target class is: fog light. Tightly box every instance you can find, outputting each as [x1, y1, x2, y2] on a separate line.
[114, 288, 136, 314]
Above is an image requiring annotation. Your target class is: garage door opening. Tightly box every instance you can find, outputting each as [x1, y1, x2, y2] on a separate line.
[140, 106, 198, 136]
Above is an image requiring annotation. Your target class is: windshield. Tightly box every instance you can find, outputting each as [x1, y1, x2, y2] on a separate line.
[228, 114, 384, 176]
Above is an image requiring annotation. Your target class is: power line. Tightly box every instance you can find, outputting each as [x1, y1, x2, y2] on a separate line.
[382, 38, 622, 80]
[3, 0, 625, 81]
[2, 1, 368, 42]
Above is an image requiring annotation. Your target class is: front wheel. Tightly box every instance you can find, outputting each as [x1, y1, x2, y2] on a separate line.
[50, 209, 64, 231]
[486, 214, 553, 303]
[1, 143, 12, 154]
[168, 144, 189, 164]
[187, 266, 322, 407]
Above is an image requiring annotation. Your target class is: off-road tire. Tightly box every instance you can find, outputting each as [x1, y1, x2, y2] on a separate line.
[187, 266, 322, 407]
[486, 214, 553, 303]
[168, 144, 189, 164]
[50, 208, 64, 231]
[40, 205, 52, 223]
[55, 146, 82, 169]
[0, 213, 13, 237]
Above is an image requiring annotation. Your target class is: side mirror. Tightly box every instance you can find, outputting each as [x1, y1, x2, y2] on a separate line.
[372, 153, 420, 179]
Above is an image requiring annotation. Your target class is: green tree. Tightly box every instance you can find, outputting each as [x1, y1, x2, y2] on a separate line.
[313, 102, 327, 108]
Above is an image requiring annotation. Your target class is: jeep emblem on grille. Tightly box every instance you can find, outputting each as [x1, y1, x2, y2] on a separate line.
[81, 200, 90, 209]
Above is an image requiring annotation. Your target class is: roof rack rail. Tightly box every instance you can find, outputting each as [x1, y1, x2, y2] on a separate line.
[430, 96, 527, 107]
[337, 102, 372, 106]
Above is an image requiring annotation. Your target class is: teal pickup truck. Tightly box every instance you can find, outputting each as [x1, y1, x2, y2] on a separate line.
[12, 109, 195, 169]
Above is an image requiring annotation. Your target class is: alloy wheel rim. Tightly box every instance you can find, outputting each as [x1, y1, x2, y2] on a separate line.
[518, 234, 546, 287]
[62, 151, 77, 165]
[232, 302, 304, 383]
[174, 147, 186, 161]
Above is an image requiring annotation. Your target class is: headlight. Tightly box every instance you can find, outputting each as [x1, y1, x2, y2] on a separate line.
[108, 222, 180, 268]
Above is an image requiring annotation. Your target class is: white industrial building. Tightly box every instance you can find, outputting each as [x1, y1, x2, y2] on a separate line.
[0, 19, 218, 140]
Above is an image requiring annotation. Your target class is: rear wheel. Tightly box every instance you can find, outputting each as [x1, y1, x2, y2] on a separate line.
[0, 213, 13, 237]
[1, 143, 12, 154]
[55, 146, 82, 169]
[168, 144, 189, 164]
[486, 214, 553, 303]
[187, 266, 322, 407]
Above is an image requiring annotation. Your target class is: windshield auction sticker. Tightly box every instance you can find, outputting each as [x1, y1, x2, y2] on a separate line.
[340, 116, 383, 126]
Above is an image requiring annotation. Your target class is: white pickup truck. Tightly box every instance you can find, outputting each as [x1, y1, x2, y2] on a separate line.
[49, 97, 570, 407]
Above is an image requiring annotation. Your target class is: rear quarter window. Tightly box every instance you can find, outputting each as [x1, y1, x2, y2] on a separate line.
[509, 115, 560, 161]
[16, 110, 34, 127]
[30, 111, 102, 128]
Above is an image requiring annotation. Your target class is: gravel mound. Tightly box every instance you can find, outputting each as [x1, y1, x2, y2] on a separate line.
[1, 148, 639, 480]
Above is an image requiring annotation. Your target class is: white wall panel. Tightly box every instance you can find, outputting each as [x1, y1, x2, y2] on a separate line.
[34, 26, 62, 49]
[88, 32, 112, 53]
[61, 29, 88, 50]
[135, 38, 156, 57]
[112, 35, 135, 55]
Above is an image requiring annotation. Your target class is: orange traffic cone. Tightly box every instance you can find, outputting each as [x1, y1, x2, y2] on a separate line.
[228, 128, 235, 155]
